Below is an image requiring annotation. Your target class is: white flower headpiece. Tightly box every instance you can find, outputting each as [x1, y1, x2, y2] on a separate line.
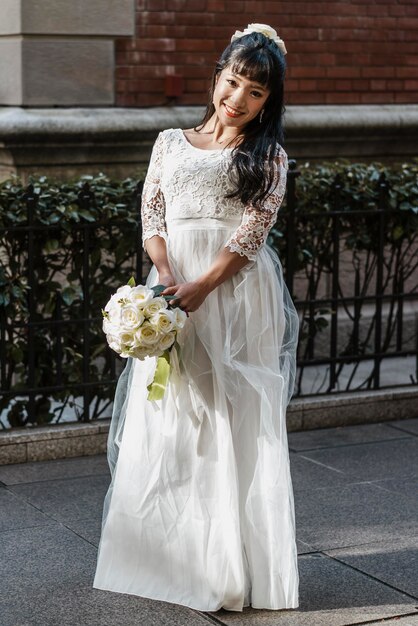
[230, 23, 287, 55]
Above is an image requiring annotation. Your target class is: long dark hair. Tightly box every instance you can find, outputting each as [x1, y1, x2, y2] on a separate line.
[195, 31, 287, 207]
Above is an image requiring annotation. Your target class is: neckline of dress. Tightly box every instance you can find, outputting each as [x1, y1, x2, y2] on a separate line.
[178, 129, 234, 153]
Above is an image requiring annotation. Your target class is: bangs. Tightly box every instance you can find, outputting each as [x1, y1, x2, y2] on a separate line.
[229, 49, 274, 89]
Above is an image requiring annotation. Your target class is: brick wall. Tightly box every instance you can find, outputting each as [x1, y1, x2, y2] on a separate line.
[115, 0, 418, 107]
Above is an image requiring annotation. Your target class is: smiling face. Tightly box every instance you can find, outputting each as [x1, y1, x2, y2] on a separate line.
[213, 67, 271, 130]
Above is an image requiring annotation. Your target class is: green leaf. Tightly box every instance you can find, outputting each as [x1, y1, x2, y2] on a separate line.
[43, 239, 60, 254]
[61, 286, 79, 305]
[78, 209, 96, 222]
[152, 284, 179, 300]
[127, 276, 136, 287]
[151, 284, 166, 296]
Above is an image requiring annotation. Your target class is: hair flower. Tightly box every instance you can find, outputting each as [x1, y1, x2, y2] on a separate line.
[231, 23, 287, 55]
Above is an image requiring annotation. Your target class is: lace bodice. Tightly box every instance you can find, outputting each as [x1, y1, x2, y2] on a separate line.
[140, 128, 288, 262]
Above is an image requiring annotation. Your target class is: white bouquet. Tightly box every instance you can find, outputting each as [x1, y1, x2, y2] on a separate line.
[101, 276, 188, 401]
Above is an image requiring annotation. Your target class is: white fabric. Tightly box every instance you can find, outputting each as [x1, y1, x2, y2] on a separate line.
[93, 128, 300, 612]
[140, 128, 289, 262]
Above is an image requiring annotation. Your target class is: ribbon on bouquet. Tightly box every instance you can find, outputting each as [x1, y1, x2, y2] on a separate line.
[147, 351, 171, 401]
[149, 342, 207, 435]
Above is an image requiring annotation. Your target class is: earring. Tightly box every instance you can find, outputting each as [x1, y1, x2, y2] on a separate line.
[259, 109, 265, 123]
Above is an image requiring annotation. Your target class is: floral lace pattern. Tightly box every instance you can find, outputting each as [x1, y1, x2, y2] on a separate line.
[140, 128, 288, 261]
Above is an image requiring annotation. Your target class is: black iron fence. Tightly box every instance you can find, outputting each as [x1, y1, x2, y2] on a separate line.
[0, 162, 417, 428]
[280, 162, 417, 396]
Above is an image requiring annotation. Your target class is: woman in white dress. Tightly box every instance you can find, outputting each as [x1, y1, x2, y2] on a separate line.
[93, 24, 300, 612]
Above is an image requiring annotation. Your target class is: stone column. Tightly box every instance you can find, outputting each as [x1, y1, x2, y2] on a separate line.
[0, 0, 135, 105]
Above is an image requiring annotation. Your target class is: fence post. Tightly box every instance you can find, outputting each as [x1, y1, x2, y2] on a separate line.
[136, 181, 144, 284]
[373, 172, 389, 389]
[22, 184, 39, 423]
[286, 159, 299, 298]
[329, 173, 343, 391]
[77, 182, 95, 421]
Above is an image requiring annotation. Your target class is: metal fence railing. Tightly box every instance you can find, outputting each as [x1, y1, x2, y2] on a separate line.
[1, 163, 417, 427]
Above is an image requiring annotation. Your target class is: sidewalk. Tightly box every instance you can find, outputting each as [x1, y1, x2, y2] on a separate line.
[1, 418, 417, 626]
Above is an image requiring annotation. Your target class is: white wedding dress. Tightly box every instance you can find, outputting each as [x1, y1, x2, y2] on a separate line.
[93, 128, 300, 612]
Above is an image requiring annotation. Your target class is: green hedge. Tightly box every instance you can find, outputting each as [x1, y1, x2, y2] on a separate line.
[1, 158, 417, 427]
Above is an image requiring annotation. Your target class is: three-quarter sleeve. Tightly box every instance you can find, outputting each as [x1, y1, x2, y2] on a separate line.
[224, 147, 288, 262]
[140, 131, 168, 250]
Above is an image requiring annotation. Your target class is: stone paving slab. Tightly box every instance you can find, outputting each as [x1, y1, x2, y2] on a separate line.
[295, 483, 418, 551]
[2, 419, 418, 626]
[62, 515, 104, 547]
[298, 437, 418, 482]
[289, 453, 352, 492]
[209, 553, 418, 626]
[287, 422, 410, 452]
[372, 477, 418, 500]
[364, 617, 418, 625]
[324, 536, 418, 598]
[0, 524, 212, 626]
[9, 474, 110, 522]
[387, 417, 418, 437]
[0, 453, 109, 485]
[0, 487, 56, 532]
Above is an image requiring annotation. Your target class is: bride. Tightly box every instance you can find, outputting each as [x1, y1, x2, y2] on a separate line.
[93, 23, 300, 612]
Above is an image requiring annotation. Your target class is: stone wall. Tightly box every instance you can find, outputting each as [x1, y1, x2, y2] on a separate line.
[0, 0, 135, 106]
[0, 104, 416, 182]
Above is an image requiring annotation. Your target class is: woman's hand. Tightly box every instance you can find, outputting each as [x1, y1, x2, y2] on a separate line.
[161, 280, 210, 313]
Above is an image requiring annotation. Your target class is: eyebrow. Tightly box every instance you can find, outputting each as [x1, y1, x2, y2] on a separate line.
[227, 73, 267, 90]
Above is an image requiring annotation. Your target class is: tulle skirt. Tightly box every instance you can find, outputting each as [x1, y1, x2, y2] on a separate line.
[93, 217, 300, 612]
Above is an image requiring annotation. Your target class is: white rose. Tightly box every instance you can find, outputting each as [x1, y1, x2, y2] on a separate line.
[129, 345, 151, 360]
[142, 296, 168, 317]
[118, 332, 137, 358]
[172, 307, 188, 330]
[102, 316, 119, 336]
[231, 23, 287, 55]
[115, 285, 131, 299]
[149, 309, 176, 334]
[106, 333, 122, 353]
[120, 304, 144, 331]
[119, 330, 136, 349]
[129, 285, 154, 308]
[104, 297, 122, 326]
[158, 331, 176, 351]
[148, 346, 165, 358]
[135, 321, 160, 346]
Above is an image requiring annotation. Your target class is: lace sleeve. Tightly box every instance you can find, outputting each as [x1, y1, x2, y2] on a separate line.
[224, 147, 288, 262]
[140, 131, 168, 250]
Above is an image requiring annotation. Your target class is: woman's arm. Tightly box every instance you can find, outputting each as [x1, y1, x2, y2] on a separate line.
[140, 132, 176, 285]
[144, 235, 174, 284]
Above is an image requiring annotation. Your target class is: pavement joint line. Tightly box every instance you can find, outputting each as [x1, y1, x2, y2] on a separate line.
[60, 520, 101, 549]
[293, 480, 396, 494]
[368, 480, 418, 496]
[3, 485, 68, 524]
[1, 471, 110, 488]
[319, 535, 418, 555]
[0, 521, 59, 536]
[342, 610, 418, 625]
[319, 551, 418, 602]
[385, 423, 418, 437]
[297, 454, 348, 474]
[195, 610, 227, 624]
[289, 434, 412, 453]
